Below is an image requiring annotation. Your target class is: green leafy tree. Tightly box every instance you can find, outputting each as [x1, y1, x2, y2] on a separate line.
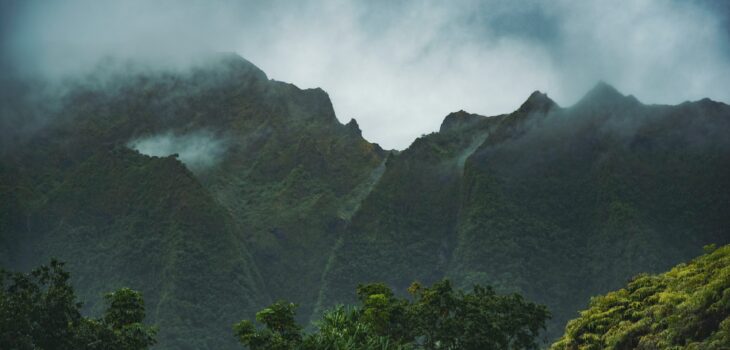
[234, 301, 303, 350]
[302, 305, 411, 350]
[0, 259, 81, 349]
[100, 288, 157, 349]
[409, 280, 549, 350]
[357, 283, 415, 344]
[0, 260, 156, 349]
[408, 281, 461, 349]
[234, 280, 548, 350]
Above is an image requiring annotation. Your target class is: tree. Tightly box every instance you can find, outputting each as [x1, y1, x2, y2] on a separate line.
[233, 279, 549, 349]
[233, 301, 303, 350]
[0, 259, 81, 349]
[356, 282, 415, 343]
[302, 305, 411, 350]
[99, 288, 157, 349]
[408, 280, 549, 350]
[0, 260, 156, 350]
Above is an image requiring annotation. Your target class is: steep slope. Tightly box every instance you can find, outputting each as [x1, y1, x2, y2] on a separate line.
[552, 244, 730, 349]
[315, 110, 505, 315]
[195, 64, 386, 322]
[3, 54, 729, 348]
[0, 53, 385, 349]
[1, 146, 268, 349]
[320, 85, 730, 340]
[451, 84, 730, 338]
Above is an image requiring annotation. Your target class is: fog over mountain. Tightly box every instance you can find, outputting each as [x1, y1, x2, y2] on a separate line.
[2, 0, 730, 149]
[128, 131, 230, 173]
[1, 2, 730, 349]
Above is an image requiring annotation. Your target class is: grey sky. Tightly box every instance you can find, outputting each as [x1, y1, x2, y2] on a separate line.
[3, 0, 729, 149]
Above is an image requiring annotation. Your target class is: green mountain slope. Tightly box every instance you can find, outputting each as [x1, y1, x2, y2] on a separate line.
[552, 244, 730, 349]
[315, 110, 505, 314]
[320, 84, 730, 340]
[449, 84, 730, 338]
[2, 146, 268, 349]
[0, 54, 385, 349]
[2, 54, 729, 348]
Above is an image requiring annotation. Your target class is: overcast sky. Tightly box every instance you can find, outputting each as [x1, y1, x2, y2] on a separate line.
[2, 0, 729, 149]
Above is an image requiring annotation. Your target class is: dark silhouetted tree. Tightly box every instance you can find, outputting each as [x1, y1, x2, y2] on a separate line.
[0, 260, 156, 350]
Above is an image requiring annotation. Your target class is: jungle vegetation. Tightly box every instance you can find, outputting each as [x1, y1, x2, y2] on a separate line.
[0, 260, 156, 349]
[235, 280, 549, 350]
[551, 244, 730, 350]
[1, 54, 728, 348]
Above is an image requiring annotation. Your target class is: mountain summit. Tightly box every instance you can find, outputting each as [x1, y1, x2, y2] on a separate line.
[517, 90, 559, 114]
[575, 81, 640, 109]
[439, 110, 486, 133]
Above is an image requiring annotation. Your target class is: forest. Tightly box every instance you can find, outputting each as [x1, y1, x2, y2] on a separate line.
[3, 243, 728, 349]
[1, 54, 728, 349]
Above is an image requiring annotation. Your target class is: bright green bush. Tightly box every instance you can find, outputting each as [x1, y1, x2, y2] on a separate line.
[552, 244, 730, 349]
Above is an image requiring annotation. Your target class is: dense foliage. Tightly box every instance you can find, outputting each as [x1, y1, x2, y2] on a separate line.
[2, 54, 729, 348]
[235, 280, 549, 350]
[0, 145, 270, 349]
[321, 85, 730, 339]
[0, 54, 382, 349]
[552, 244, 730, 349]
[0, 260, 156, 349]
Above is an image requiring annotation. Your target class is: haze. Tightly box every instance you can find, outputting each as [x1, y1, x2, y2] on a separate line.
[2, 0, 729, 149]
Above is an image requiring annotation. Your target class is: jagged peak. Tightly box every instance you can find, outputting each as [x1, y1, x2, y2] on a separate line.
[447, 110, 472, 118]
[576, 81, 640, 108]
[517, 90, 558, 114]
[346, 118, 362, 136]
[439, 110, 484, 133]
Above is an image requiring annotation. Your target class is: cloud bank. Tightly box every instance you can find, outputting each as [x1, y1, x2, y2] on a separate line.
[3, 0, 729, 149]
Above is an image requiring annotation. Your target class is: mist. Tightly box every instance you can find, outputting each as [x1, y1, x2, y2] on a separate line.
[128, 131, 229, 173]
[2, 0, 729, 149]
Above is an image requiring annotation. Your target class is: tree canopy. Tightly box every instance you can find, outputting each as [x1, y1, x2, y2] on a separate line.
[551, 244, 730, 349]
[234, 279, 550, 350]
[0, 260, 156, 350]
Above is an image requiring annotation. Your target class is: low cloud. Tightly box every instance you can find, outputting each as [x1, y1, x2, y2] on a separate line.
[128, 131, 228, 172]
[3, 0, 729, 149]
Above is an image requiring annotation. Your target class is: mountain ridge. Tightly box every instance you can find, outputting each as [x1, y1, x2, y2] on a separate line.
[1, 53, 728, 349]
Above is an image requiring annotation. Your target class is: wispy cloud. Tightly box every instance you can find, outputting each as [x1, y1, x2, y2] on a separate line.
[3, 0, 729, 149]
[128, 130, 229, 172]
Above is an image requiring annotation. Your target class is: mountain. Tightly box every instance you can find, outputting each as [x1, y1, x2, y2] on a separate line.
[0, 53, 385, 349]
[318, 83, 730, 339]
[1, 54, 729, 348]
[551, 244, 730, 349]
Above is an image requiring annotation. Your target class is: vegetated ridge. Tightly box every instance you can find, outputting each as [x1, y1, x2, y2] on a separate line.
[552, 244, 730, 349]
[1, 54, 728, 348]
